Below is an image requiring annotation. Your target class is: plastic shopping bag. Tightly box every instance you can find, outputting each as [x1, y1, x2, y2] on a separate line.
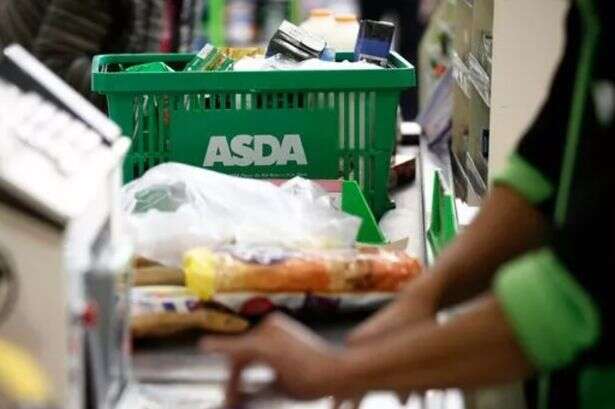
[122, 163, 361, 267]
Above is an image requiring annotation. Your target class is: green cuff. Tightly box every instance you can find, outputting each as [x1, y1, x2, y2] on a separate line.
[492, 154, 554, 205]
[580, 367, 615, 409]
[494, 248, 601, 371]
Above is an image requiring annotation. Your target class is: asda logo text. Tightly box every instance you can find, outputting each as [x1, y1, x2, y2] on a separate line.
[203, 134, 308, 167]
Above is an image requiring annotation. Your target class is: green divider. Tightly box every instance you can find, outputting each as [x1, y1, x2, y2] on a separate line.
[342, 180, 386, 245]
[427, 172, 457, 255]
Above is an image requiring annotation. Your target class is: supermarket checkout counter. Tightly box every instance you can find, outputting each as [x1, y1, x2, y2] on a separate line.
[123, 144, 465, 409]
[0, 43, 465, 408]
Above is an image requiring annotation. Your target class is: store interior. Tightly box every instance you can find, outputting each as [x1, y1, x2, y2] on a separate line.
[0, 1, 612, 409]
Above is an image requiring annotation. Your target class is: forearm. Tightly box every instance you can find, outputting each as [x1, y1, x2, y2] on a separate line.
[426, 185, 547, 308]
[335, 294, 533, 394]
[347, 185, 548, 346]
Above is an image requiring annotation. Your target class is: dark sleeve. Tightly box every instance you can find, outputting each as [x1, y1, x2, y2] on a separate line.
[0, 0, 50, 49]
[493, 5, 581, 218]
[495, 1, 614, 370]
[32, 0, 112, 102]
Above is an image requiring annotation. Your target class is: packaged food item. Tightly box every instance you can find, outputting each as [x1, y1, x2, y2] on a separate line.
[183, 245, 421, 300]
[220, 47, 265, 61]
[354, 20, 395, 67]
[329, 14, 360, 52]
[320, 47, 336, 61]
[266, 20, 328, 62]
[130, 285, 249, 339]
[184, 44, 235, 72]
[131, 309, 249, 339]
[299, 9, 335, 42]
[135, 256, 160, 268]
[389, 154, 416, 189]
[131, 286, 200, 315]
[233, 55, 381, 71]
[122, 165, 361, 268]
[260, 0, 288, 43]
[134, 265, 184, 287]
[125, 62, 175, 73]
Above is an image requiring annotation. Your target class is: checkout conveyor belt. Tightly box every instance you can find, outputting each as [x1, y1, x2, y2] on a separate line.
[121, 144, 466, 409]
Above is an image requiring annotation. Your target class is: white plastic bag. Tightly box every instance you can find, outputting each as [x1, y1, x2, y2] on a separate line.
[233, 54, 382, 71]
[122, 163, 361, 267]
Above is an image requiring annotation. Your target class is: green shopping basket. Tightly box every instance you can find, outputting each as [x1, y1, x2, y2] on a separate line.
[91, 52, 415, 219]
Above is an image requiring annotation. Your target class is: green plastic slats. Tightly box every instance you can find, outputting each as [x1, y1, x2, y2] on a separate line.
[427, 172, 457, 255]
[91, 52, 415, 219]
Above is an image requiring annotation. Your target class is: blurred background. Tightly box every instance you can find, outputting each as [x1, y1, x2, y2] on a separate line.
[0, 0, 428, 120]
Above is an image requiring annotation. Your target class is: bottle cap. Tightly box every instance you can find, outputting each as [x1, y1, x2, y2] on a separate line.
[310, 8, 333, 17]
[335, 14, 357, 23]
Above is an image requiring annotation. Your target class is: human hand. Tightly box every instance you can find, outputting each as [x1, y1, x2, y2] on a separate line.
[201, 313, 348, 407]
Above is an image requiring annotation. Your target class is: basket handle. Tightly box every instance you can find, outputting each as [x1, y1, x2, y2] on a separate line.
[91, 54, 106, 74]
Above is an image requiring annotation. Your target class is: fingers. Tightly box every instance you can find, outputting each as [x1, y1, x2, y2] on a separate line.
[201, 334, 254, 356]
[396, 390, 411, 406]
[348, 397, 363, 409]
[200, 335, 258, 407]
[332, 397, 344, 409]
[332, 396, 363, 409]
[225, 358, 250, 407]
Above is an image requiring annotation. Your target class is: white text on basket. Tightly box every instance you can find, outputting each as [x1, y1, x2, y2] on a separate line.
[203, 134, 308, 167]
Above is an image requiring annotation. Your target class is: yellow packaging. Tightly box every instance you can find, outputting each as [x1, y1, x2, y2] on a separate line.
[183, 248, 218, 300]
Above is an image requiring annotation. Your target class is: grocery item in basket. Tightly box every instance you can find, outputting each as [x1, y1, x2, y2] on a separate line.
[184, 44, 234, 72]
[354, 20, 395, 67]
[299, 8, 335, 43]
[183, 245, 422, 300]
[220, 47, 265, 61]
[125, 62, 175, 73]
[266, 20, 328, 62]
[233, 55, 382, 71]
[94, 51, 414, 221]
[329, 14, 360, 52]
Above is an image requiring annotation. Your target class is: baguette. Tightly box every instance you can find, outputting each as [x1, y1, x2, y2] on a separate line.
[134, 265, 185, 286]
[184, 246, 421, 299]
[131, 308, 249, 339]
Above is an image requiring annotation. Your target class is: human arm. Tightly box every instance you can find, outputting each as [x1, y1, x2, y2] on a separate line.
[339, 294, 532, 394]
[348, 184, 548, 344]
[32, 0, 113, 100]
[203, 227, 609, 404]
[202, 295, 533, 404]
[348, 4, 583, 343]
